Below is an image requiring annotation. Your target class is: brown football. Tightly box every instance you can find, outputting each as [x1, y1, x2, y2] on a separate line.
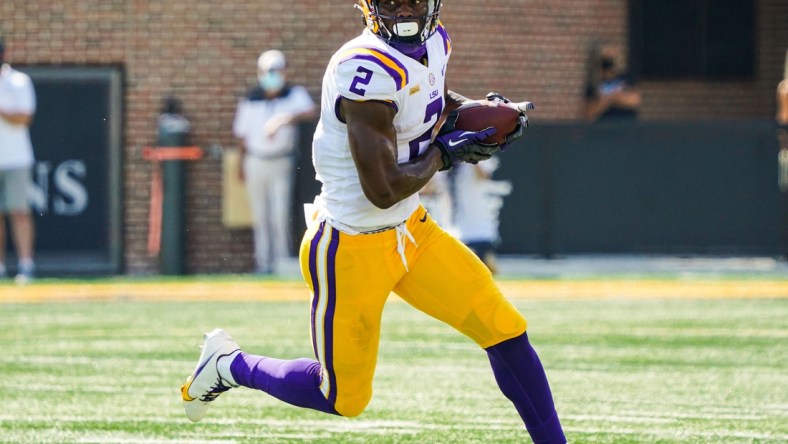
[452, 102, 520, 145]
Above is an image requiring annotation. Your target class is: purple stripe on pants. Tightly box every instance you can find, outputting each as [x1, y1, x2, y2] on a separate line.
[324, 227, 340, 405]
[308, 222, 325, 357]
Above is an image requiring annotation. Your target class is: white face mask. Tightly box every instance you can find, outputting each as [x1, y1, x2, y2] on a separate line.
[259, 71, 285, 92]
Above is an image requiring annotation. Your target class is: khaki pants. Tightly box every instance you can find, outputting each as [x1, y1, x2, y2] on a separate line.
[0, 168, 32, 213]
[243, 155, 294, 273]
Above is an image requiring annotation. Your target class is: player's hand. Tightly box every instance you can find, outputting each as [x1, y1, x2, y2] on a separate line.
[433, 109, 498, 171]
[486, 92, 534, 150]
[485, 92, 512, 105]
[501, 114, 528, 151]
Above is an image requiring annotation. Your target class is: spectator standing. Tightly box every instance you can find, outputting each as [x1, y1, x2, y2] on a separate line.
[777, 49, 788, 258]
[584, 43, 641, 122]
[0, 38, 36, 283]
[452, 157, 512, 275]
[778, 49, 788, 126]
[232, 50, 316, 274]
[419, 171, 453, 229]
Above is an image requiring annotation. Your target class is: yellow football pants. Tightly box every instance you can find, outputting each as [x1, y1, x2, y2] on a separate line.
[299, 205, 527, 417]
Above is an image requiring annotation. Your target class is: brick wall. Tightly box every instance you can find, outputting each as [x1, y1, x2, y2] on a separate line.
[2, 0, 785, 273]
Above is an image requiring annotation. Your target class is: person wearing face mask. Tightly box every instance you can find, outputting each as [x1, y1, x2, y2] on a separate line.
[584, 43, 641, 122]
[0, 37, 37, 284]
[232, 49, 317, 275]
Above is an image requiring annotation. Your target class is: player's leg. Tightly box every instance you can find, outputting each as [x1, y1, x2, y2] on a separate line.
[394, 210, 565, 443]
[227, 221, 396, 417]
[486, 333, 564, 443]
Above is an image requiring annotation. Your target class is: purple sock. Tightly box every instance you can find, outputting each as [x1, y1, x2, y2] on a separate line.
[486, 333, 566, 444]
[230, 352, 338, 415]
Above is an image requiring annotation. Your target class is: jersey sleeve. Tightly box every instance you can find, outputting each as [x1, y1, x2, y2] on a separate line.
[435, 21, 452, 58]
[334, 47, 409, 107]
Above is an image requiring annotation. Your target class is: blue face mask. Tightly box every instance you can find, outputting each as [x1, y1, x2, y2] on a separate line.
[259, 71, 285, 92]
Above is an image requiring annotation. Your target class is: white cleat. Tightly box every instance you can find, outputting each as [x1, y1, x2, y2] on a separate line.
[181, 328, 241, 422]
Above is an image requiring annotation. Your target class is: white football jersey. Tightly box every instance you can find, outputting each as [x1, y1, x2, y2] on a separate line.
[453, 157, 512, 243]
[311, 25, 452, 230]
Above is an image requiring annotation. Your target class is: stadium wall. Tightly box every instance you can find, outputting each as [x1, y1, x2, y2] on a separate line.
[1, 1, 786, 274]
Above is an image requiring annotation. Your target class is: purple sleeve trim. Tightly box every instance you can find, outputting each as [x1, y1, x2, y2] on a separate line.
[334, 95, 398, 123]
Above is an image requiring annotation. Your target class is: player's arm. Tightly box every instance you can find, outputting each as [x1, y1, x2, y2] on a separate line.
[342, 98, 444, 209]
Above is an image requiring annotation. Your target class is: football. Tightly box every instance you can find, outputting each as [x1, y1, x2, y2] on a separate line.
[453, 101, 520, 145]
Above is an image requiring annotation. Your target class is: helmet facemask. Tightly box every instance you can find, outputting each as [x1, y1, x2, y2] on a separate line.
[358, 0, 442, 46]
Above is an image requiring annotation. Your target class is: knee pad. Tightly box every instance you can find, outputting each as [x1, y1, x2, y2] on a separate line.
[461, 296, 527, 349]
[335, 390, 372, 417]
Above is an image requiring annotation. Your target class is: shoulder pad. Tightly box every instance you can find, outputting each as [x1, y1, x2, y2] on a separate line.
[335, 47, 409, 101]
[435, 22, 452, 56]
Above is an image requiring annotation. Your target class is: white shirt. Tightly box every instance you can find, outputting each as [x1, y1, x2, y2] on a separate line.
[233, 85, 314, 158]
[311, 25, 453, 230]
[453, 157, 512, 243]
[0, 64, 36, 169]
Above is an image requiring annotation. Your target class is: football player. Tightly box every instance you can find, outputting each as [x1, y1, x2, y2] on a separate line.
[181, 1, 565, 442]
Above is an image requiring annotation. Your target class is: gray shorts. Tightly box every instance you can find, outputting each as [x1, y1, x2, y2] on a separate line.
[0, 168, 32, 212]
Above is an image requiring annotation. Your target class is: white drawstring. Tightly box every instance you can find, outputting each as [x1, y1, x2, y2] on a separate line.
[395, 223, 417, 272]
[310, 198, 418, 271]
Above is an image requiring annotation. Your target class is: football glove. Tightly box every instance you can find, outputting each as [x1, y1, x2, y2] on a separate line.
[433, 109, 498, 171]
[486, 92, 534, 150]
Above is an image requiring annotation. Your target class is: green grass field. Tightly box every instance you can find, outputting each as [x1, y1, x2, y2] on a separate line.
[1, 280, 786, 443]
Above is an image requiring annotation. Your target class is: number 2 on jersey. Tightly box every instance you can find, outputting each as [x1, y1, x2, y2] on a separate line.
[408, 97, 444, 160]
[350, 67, 373, 96]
